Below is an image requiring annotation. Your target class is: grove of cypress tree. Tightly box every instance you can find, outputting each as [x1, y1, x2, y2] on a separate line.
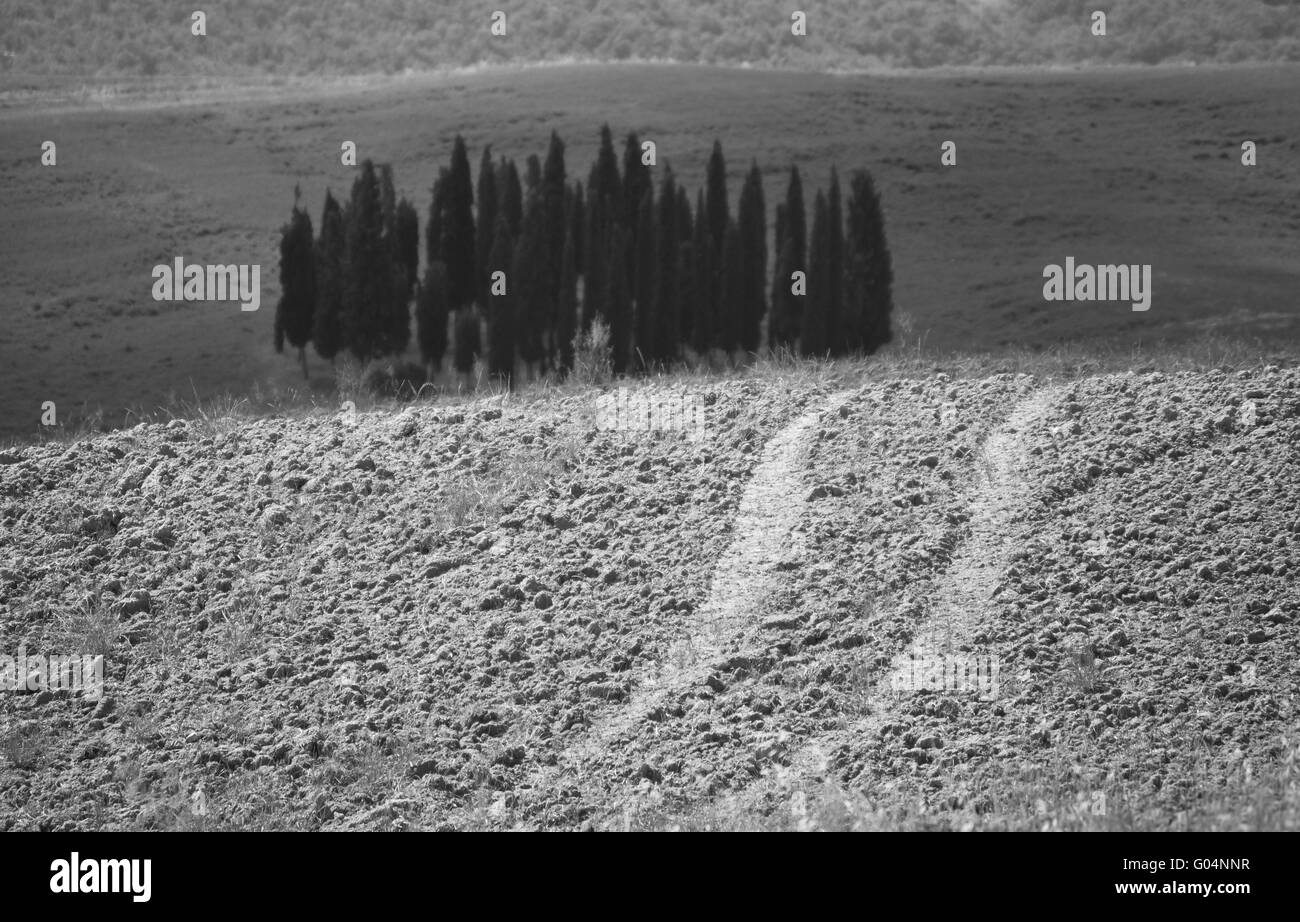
[801, 190, 830, 357]
[826, 167, 845, 356]
[846, 169, 895, 354]
[312, 189, 345, 364]
[487, 214, 515, 382]
[444, 135, 476, 308]
[705, 140, 729, 256]
[476, 145, 498, 311]
[416, 260, 450, 376]
[274, 187, 316, 380]
[653, 166, 679, 366]
[633, 186, 656, 368]
[737, 161, 767, 355]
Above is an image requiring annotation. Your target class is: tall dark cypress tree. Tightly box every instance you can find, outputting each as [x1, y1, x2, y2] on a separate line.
[312, 189, 345, 365]
[513, 197, 550, 373]
[476, 145, 498, 311]
[801, 190, 830, 357]
[378, 164, 397, 238]
[393, 198, 420, 301]
[653, 166, 679, 366]
[675, 187, 694, 345]
[275, 187, 315, 380]
[557, 195, 579, 374]
[771, 166, 807, 350]
[444, 135, 476, 308]
[583, 186, 610, 331]
[690, 189, 712, 357]
[587, 124, 621, 225]
[426, 168, 449, 268]
[771, 200, 788, 350]
[718, 219, 743, 357]
[416, 260, 450, 376]
[826, 167, 845, 355]
[524, 154, 541, 196]
[737, 161, 767, 355]
[342, 160, 392, 360]
[542, 131, 567, 296]
[498, 157, 523, 242]
[605, 225, 632, 375]
[569, 181, 585, 277]
[487, 214, 515, 382]
[846, 169, 894, 354]
[632, 186, 656, 369]
[705, 141, 729, 256]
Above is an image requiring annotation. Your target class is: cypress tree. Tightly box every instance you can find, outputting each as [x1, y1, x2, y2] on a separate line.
[569, 181, 585, 277]
[718, 219, 743, 357]
[801, 190, 830, 357]
[498, 157, 523, 242]
[489, 214, 516, 384]
[771, 166, 807, 350]
[653, 166, 679, 366]
[737, 161, 767, 355]
[675, 187, 694, 345]
[605, 225, 632, 375]
[846, 169, 895, 354]
[557, 200, 578, 374]
[416, 260, 450, 376]
[770, 201, 788, 351]
[690, 189, 712, 357]
[476, 145, 498, 311]
[513, 199, 550, 373]
[542, 131, 567, 295]
[444, 135, 476, 308]
[342, 160, 392, 360]
[378, 164, 397, 238]
[633, 186, 656, 369]
[393, 197, 419, 300]
[583, 186, 610, 331]
[826, 166, 844, 355]
[587, 124, 621, 224]
[705, 140, 729, 256]
[676, 240, 696, 361]
[524, 154, 541, 196]
[426, 168, 448, 268]
[312, 189, 345, 364]
[274, 187, 315, 380]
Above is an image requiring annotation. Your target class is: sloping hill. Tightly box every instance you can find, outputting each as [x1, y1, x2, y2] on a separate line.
[3, 0, 1299, 80]
[2, 359, 1298, 830]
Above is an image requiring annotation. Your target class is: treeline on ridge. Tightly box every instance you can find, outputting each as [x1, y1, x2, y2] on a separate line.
[273, 127, 894, 386]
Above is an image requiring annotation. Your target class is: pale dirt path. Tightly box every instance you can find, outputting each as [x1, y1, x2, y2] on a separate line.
[538, 391, 857, 823]
[724, 383, 1064, 822]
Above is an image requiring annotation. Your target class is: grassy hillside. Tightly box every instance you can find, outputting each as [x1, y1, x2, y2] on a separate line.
[3, 0, 1300, 80]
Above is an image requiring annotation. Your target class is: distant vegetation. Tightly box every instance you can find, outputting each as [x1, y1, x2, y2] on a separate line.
[4, 0, 1300, 79]
[274, 129, 894, 386]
